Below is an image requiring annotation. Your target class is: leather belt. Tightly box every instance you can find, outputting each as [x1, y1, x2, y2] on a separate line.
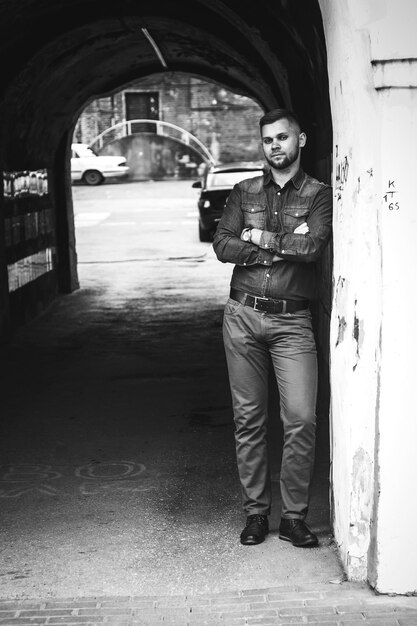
[230, 288, 309, 314]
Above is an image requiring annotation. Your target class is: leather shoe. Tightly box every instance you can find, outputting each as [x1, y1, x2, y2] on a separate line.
[240, 514, 269, 545]
[279, 518, 318, 547]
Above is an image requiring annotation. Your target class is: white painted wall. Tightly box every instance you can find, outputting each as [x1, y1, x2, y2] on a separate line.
[319, 0, 417, 593]
[376, 86, 417, 593]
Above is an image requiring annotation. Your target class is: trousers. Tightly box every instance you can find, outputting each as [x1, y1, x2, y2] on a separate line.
[222, 297, 318, 519]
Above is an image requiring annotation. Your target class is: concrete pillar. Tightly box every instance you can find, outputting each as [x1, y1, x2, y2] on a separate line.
[319, 0, 417, 593]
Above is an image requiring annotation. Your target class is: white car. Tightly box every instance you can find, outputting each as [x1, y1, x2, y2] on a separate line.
[71, 143, 130, 186]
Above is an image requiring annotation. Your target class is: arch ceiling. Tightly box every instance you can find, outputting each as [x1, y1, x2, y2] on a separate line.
[0, 0, 330, 168]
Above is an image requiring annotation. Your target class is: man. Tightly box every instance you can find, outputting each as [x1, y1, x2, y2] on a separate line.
[213, 108, 332, 547]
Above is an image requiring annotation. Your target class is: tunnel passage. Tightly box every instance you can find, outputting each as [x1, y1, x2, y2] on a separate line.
[0, 0, 332, 335]
[0, 0, 334, 589]
[0, 0, 332, 400]
[0, 0, 332, 415]
[0, 0, 333, 456]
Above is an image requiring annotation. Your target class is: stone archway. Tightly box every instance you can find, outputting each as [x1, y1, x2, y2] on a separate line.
[0, 0, 337, 584]
[0, 0, 332, 394]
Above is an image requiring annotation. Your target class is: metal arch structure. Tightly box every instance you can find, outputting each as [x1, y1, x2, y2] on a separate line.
[89, 119, 217, 165]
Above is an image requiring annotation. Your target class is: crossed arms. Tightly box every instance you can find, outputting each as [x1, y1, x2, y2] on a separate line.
[213, 183, 333, 267]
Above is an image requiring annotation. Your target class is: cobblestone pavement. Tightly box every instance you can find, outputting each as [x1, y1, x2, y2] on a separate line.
[1, 583, 417, 626]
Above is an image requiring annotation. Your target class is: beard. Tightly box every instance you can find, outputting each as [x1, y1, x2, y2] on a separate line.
[265, 146, 300, 170]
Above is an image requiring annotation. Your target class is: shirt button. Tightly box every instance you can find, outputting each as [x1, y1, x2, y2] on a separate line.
[274, 211, 277, 215]
[277, 192, 281, 196]
[251, 208, 254, 212]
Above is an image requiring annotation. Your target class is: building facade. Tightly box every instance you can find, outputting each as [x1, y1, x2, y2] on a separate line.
[73, 73, 264, 178]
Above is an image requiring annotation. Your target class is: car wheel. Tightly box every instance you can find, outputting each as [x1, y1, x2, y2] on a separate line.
[82, 170, 104, 186]
[199, 222, 213, 242]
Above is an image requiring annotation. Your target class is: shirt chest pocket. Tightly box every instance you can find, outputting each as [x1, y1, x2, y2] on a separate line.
[242, 202, 267, 229]
[282, 207, 310, 232]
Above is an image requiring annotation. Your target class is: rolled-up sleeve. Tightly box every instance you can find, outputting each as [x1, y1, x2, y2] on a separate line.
[259, 185, 332, 263]
[213, 184, 274, 266]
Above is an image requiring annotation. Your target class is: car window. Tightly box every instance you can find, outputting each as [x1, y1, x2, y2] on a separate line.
[207, 170, 263, 188]
[74, 145, 98, 158]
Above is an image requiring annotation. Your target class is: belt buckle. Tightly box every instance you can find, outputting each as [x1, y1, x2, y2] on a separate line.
[253, 296, 269, 312]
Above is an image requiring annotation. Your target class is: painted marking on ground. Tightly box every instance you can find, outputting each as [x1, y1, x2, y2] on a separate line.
[100, 221, 136, 226]
[0, 462, 157, 497]
[74, 212, 110, 227]
[0, 464, 62, 498]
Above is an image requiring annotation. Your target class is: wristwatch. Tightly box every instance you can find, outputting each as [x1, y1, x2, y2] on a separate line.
[242, 228, 252, 242]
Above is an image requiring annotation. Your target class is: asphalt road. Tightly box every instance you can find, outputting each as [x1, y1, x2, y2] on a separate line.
[0, 180, 342, 599]
[73, 179, 233, 307]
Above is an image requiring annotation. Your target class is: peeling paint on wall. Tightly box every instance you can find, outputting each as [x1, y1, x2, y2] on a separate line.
[334, 275, 346, 304]
[336, 316, 347, 346]
[335, 150, 350, 202]
[368, 323, 382, 588]
[352, 167, 375, 205]
[352, 302, 365, 371]
[334, 276, 348, 348]
[353, 313, 359, 370]
[347, 447, 373, 580]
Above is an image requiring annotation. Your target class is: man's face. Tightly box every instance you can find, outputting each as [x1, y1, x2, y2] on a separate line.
[261, 118, 306, 171]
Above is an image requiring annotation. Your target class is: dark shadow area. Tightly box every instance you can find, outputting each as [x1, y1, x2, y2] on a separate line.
[0, 250, 341, 598]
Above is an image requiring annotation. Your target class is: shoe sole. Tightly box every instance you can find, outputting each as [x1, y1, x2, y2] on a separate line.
[279, 533, 318, 547]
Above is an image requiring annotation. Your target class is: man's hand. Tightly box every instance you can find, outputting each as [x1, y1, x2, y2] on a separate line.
[272, 223, 308, 262]
[294, 222, 309, 235]
[240, 227, 263, 244]
[248, 228, 263, 245]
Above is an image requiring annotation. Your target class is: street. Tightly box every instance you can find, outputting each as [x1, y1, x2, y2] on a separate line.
[73, 179, 231, 301]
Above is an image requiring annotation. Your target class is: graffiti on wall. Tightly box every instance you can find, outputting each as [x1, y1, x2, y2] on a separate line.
[383, 179, 400, 211]
[335, 146, 350, 201]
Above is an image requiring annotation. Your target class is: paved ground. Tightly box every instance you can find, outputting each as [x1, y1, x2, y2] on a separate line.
[1, 583, 417, 625]
[0, 181, 416, 624]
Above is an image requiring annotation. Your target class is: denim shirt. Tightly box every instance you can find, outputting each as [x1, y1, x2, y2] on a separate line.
[212, 168, 333, 301]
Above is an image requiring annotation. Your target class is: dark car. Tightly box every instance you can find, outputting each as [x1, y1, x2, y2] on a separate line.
[192, 160, 266, 242]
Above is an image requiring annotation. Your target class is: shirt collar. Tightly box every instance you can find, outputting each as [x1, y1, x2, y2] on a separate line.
[263, 167, 304, 190]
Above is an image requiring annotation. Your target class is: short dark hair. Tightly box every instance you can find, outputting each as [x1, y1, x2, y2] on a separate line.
[259, 108, 302, 133]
